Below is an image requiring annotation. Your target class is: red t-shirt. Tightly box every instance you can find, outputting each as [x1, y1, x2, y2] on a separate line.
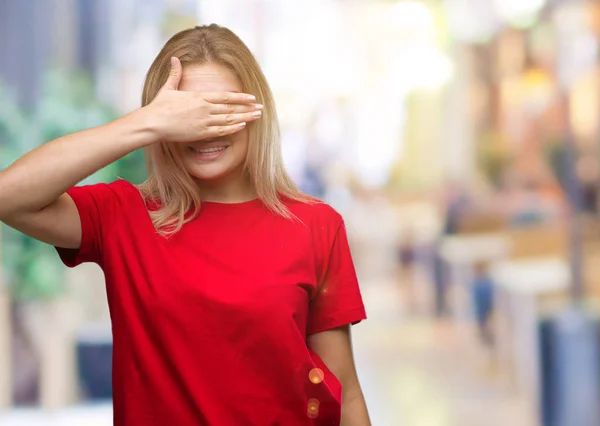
[56, 180, 366, 425]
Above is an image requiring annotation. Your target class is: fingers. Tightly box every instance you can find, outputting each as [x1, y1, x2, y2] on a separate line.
[203, 92, 257, 105]
[204, 122, 248, 138]
[209, 103, 263, 115]
[206, 110, 262, 126]
[164, 57, 183, 90]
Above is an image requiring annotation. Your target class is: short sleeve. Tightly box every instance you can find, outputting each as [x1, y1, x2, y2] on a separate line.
[307, 220, 367, 335]
[55, 181, 124, 267]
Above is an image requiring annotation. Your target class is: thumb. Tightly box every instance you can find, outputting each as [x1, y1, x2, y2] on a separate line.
[164, 57, 182, 90]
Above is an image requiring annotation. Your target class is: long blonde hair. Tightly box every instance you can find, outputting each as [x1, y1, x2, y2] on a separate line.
[138, 24, 309, 236]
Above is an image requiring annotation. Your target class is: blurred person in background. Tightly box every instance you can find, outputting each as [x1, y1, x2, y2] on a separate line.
[578, 155, 600, 216]
[430, 182, 471, 317]
[471, 261, 495, 347]
[395, 226, 421, 314]
[0, 24, 370, 426]
[441, 182, 471, 236]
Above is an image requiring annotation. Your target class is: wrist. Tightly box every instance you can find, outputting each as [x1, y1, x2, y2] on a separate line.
[117, 107, 162, 150]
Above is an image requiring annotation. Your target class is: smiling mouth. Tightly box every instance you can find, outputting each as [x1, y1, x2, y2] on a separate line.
[188, 146, 228, 155]
[187, 144, 229, 161]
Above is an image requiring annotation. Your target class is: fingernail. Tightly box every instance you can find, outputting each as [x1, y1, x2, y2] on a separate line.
[238, 122, 247, 127]
[255, 104, 264, 110]
[247, 95, 256, 101]
[252, 111, 262, 117]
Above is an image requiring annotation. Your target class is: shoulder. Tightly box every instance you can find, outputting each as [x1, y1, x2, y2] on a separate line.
[283, 196, 344, 232]
[70, 178, 134, 195]
[81, 179, 137, 196]
[67, 179, 141, 211]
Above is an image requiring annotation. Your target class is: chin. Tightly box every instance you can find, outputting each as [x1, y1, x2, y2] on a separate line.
[186, 165, 235, 182]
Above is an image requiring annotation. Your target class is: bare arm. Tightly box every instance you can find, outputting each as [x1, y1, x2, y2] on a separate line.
[0, 113, 155, 248]
[308, 326, 371, 426]
[0, 57, 261, 249]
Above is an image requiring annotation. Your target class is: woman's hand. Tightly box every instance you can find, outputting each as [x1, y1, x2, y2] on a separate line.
[142, 57, 262, 143]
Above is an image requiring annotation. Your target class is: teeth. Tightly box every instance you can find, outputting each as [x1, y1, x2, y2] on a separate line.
[191, 146, 226, 154]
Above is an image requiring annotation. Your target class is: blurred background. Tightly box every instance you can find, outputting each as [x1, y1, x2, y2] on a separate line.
[2, 0, 600, 425]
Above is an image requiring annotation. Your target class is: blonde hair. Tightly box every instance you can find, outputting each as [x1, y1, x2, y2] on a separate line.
[138, 24, 309, 236]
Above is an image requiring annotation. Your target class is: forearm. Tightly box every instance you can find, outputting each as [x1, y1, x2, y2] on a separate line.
[0, 109, 156, 218]
[341, 384, 370, 426]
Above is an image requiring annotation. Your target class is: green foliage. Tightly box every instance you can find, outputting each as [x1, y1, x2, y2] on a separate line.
[0, 81, 29, 169]
[0, 68, 147, 300]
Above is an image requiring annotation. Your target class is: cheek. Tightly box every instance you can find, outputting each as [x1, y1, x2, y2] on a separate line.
[231, 130, 249, 152]
[233, 127, 249, 144]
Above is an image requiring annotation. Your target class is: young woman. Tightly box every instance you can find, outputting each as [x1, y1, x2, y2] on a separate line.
[0, 25, 369, 425]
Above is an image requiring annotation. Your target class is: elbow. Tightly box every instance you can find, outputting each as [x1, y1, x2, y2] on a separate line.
[0, 171, 28, 222]
[0, 193, 12, 223]
[0, 196, 23, 226]
[0, 186, 14, 223]
[0, 205, 17, 225]
[0, 201, 39, 225]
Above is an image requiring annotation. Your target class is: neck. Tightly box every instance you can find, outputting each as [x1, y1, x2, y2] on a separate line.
[195, 171, 257, 204]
